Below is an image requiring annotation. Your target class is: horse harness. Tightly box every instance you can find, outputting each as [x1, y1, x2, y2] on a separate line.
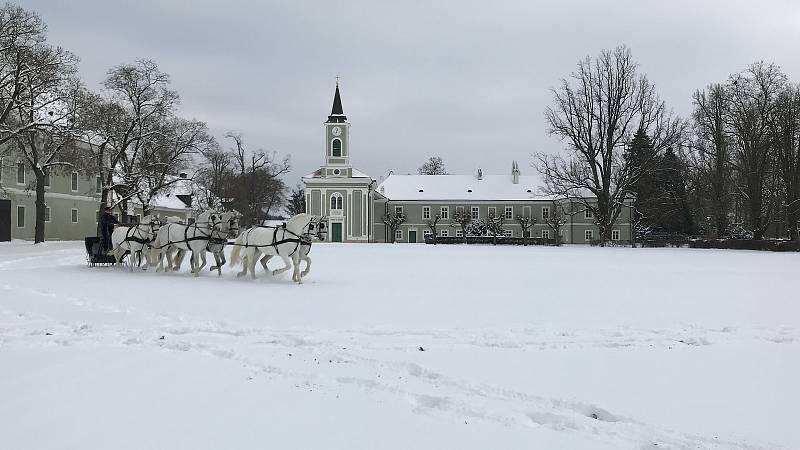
[236, 223, 313, 257]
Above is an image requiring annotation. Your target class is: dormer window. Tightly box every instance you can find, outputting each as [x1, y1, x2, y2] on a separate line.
[418, 189, 424, 192]
[467, 189, 473, 193]
[331, 138, 342, 157]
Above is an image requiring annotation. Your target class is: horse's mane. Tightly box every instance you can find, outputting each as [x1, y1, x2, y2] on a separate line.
[285, 213, 311, 234]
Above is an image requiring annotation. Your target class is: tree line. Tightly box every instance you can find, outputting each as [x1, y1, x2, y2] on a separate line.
[0, 4, 291, 243]
[537, 45, 800, 242]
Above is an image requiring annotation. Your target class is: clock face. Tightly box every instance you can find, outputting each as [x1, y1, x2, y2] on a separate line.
[331, 126, 342, 136]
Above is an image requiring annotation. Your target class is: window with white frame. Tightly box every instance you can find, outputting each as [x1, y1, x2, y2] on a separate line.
[488, 206, 496, 218]
[504, 206, 513, 219]
[455, 229, 464, 237]
[71, 172, 79, 191]
[423, 230, 431, 237]
[471, 206, 479, 220]
[71, 208, 79, 223]
[16, 162, 25, 184]
[585, 229, 593, 241]
[612, 229, 621, 241]
[44, 206, 50, 223]
[542, 229, 550, 239]
[440, 229, 449, 237]
[503, 230, 513, 237]
[330, 193, 343, 211]
[394, 205, 403, 216]
[43, 170, 50, 188]
[440, 206, 449, 219]
[395, 229, 402, 241]
[422, 206, 430, 220]
[542, 206, 550, 220]
[17, 205, 24, 227]
[584, 209, 593, 219]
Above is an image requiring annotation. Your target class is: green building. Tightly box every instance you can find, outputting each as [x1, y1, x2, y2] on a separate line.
[303, 84, 631, 243]
[0, 156, 192, 242]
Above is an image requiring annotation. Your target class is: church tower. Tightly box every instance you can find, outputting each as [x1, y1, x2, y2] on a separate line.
[302, 80, 375, 242]
[322, 81, 352, 176]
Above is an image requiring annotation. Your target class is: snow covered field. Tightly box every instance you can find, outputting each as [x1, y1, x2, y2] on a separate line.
[1, 241, 798, 449]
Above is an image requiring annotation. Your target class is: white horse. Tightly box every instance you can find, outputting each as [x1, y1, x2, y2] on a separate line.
[151, 210, 223, 277]
[229, 213, 318, 283]
[111, 215, 160, 271]
[173, 211, 241, 276]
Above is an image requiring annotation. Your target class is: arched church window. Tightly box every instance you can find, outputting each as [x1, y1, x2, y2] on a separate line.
[332, 138, 342, 157]
[330, 193, 343, 210]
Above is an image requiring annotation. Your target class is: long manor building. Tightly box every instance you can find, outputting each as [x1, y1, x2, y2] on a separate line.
[0, 157, 192, 242]
[303, 83, 632, 243]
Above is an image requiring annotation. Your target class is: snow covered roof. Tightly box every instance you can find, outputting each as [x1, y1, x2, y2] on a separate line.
[377, 174, 552, 201]
[303, 167, 373, 179]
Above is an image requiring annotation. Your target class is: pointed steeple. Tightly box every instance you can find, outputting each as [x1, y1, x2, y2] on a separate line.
[327, 80, 347, 123]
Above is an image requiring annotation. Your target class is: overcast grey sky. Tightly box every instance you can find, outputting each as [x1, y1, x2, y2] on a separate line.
[19, 0, 800, 184]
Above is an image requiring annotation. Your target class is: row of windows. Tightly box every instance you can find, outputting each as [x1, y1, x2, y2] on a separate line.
[15, 206, 80, 228]
[396, 227, 621, 241]
[1, 161, 95, 192]
[397, 205, 594, 220]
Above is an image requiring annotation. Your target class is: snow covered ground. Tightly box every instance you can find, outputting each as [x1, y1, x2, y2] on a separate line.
[0, 241, 798, 449]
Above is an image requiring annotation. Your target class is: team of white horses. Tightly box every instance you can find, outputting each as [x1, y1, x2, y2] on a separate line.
[109, 211, 324, 283]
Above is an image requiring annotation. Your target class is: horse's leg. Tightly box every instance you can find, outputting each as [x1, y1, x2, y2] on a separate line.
[273, 255, 292, 276]
[260, 255, 271, 272]
[191, 249, 201, 278]
[248, 249, 260, 279]
[172, 249, 185, 271]
[164, 247, 175, 272]
[236, 253, 248, 278]
[198, 250, 208, 272]
[211, 251, 223, 276]
[292, 253, 302, 284]
[301, 254, 311, 277]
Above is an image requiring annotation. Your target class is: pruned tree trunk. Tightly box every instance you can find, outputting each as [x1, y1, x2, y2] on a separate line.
[33, 168, 46, 244]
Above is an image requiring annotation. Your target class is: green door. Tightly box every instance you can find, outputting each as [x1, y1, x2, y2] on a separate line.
[331, 222, 343, 242]
[408, 230, 417, 243]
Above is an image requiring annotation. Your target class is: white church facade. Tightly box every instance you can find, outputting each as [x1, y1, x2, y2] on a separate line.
[303, 84, 632, 244]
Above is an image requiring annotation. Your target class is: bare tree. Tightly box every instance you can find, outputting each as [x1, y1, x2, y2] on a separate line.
[224, 132, 290, 225]
[425, 213, 441, 244]
[450, 208, 471, 243]
[133, 117, 211, 215]
[516, 214, 536, 246]
[486, 210, 505, 245]
[383, 211, 405, 243]
[0, 5, 53, 149]
[691, 84, 732, 238]
[418, 156, 447, 175]
[194, 140, 231, 210]
[726, 62, 786, 240]
[6, 28, 82, 243]
[101, 59, 179, 220]
[771, 84, 800, 239]
[536, 45, 684, 245]
[543, 201, 568, 245]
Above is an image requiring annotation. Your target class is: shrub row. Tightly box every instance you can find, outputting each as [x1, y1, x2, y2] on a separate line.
[688, 239, 800, 252]
[423, 235, 559, 246]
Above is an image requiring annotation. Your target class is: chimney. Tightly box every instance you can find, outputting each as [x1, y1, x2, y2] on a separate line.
[477, 168, 483, 180]
[511, 161, 520, 184]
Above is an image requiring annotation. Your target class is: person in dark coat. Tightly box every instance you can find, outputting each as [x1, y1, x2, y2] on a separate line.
[98, 207, 119, 252]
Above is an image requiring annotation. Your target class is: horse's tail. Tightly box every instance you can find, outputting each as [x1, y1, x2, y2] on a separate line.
[229, 234, 244, 267]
